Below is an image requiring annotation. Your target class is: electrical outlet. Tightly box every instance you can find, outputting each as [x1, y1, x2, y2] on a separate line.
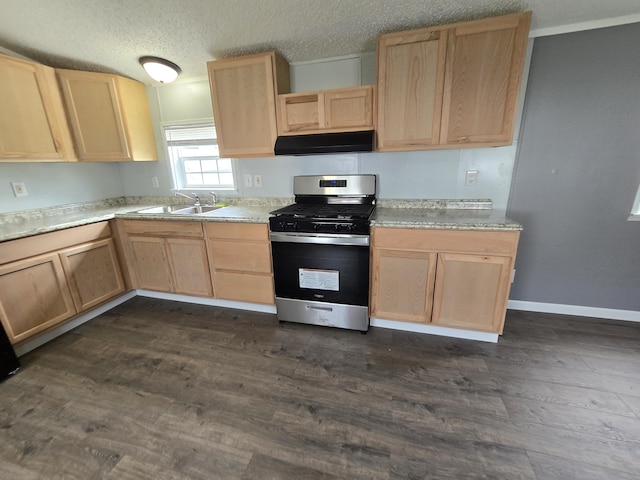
[465, 170, 478, 187]
[10, 181, 28, 197]
[254, 174, 262, 188]
[244, 174, 253, 188]
[151, 176, 159, 188]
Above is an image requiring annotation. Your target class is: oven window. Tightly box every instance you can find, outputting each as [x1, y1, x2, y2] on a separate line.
[271, 242, 370, 306]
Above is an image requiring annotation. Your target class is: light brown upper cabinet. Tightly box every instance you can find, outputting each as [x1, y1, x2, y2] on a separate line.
[0, 53, 76, 161]
[207, 52, 290, 158]
[277, 85, 374, 135]
[56, 69, 157, 162]
[376, 12, 531, 151]
[376, 27, 447, 150]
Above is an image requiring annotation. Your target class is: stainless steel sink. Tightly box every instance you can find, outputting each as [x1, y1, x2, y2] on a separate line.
[134, 205, 225, 215]
[171, 205, 224, 215]
[134, 205, 186, 214]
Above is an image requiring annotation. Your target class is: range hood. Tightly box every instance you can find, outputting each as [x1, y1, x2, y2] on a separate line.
[274, 130, 374, 156]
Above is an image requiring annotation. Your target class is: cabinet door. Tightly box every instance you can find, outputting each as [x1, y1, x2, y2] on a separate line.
[59, 239, 125, 312]
[278, 93, 322, 134]
[57, 70, 131, 161]
[324, 86, 374, 130]
[208, 52, 289, 158]
[370, 249, 437, 323]
[0, 54, 74, 161]
[165, 238, 213, 297]
[376, 28, 447, 150]
[440, 12, 531, 146]
[214, 271, 274, 305]
[0, 253, 76, 344]
[431, 253, 512, 333]
[277, 86, 374, 135]
[128, 236, 173, 292]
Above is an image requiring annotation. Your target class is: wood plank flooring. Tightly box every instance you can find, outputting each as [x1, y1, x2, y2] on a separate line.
[1, 297, 639, 479]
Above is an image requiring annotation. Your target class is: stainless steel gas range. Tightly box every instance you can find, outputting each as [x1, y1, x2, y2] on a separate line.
[269, 175, 376, 332]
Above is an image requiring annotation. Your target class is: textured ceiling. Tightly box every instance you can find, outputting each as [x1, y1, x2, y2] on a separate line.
[0, 0, 639, 84]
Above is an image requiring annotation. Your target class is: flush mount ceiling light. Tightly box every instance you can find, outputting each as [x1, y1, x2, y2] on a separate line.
[139, 56, 181, 83]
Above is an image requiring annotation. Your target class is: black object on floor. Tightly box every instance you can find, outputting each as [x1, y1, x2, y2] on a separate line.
[0, 323, 19, 381]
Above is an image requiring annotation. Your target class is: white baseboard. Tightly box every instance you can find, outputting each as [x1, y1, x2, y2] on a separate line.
[369, 318, 499, 343]
[14, 291, 137, 357]
[136, 290, 277, 314]
[507, 300, 640, 323]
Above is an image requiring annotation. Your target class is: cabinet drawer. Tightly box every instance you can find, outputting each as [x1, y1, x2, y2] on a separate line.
[121, 220, 204, 238]
[372, 227, 519, 255]
[209, 240, 272, 273]
[213, 271, 274, 305]
[0, 221, 112, 265]
[205, 222, 269, 242]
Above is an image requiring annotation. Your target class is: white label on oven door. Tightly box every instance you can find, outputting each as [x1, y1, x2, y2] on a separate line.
[299, 268, 339, 291]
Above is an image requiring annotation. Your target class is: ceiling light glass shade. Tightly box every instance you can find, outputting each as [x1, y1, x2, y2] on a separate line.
[139, 56, 181, 83]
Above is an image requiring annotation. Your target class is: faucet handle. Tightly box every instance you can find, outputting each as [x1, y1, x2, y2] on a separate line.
[192, 193, 200, 205]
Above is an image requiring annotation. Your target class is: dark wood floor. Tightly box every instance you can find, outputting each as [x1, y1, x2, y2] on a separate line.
[1, 297, 639, 479]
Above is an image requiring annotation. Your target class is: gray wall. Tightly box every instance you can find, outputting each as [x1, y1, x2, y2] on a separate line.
[507, 23, 640, 311]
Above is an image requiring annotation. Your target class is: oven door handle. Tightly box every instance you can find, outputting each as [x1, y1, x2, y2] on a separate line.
[269, 232, 369, 246]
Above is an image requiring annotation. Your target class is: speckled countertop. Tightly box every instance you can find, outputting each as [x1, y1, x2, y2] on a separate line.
[0, 196, 521, 243]
[372, 200, 522, 231]
[0, 197, 286, 243]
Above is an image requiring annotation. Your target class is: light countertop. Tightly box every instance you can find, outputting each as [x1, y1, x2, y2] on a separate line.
[0, 197, 522, 243]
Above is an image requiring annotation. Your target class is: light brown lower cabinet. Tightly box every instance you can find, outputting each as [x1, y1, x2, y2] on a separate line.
[0, 222, 125, 344]
[205, 222, 274, 305]
[370, 227, 519, 334]
[120, 220, 213, 297]
[59, 238, 125, 312]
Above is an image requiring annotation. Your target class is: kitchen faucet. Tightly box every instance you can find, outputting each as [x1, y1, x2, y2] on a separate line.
[174, 192, 200, 206]
[210, 191, 217, 205]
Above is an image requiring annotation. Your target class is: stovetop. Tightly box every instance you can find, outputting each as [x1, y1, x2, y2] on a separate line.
[269, 202, 375, 235]
[270, 202, 375, 220]
[269, 175, 376, 235]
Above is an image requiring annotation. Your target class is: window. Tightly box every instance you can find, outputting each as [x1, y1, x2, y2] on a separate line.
[165, 124, 235, 190]
[630, 183, 640, 221]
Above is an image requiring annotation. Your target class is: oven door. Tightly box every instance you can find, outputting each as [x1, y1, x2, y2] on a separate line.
[270, 232, 370, 306]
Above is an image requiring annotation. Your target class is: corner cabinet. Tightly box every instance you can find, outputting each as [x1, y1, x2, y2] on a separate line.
[277, 85, 374, 135]
[376, 11, 531, 151]
[0, 53, 76, 161]
[205, 223, 274, 305]
[56, 69, 157, 162]
[119, 220, 213, 297]
[0, 222, 125, 344]
[370, 228, 520, 334]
